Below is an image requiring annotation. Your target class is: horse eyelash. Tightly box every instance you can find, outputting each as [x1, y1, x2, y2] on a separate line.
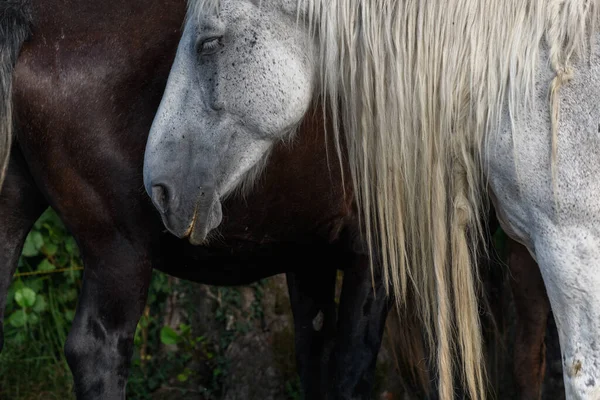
[198, 37, 222, 54]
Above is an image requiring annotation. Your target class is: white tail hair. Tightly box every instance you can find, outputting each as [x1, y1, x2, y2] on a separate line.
[190, 1, 600, 398]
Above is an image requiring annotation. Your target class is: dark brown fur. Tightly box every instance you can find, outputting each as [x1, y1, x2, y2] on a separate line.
[507, 238, 551, 400]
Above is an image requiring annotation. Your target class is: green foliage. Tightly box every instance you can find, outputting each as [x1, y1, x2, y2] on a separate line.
[0, 208, 82, 399]
[0, 209, 215, 400]
[285, 377, 303, 400]
[160, 325, 181, 346]
[127, 272, 200, 399]
[0, 208, 330, 399]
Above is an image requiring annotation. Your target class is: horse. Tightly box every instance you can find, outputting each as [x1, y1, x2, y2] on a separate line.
[0, 0, 573, 399]
[142, 0, 600, 399]
[0, 1, 411, 398]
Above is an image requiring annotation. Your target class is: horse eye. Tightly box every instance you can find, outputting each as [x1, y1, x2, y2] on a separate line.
[197, 37, 223, 56]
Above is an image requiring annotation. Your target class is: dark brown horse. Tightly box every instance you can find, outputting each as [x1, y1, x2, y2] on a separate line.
[0, 1, 555, 399]
[1, 1, 392, 398]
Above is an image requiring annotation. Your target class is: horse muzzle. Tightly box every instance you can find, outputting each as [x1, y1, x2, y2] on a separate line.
[149, 182, 223, 244]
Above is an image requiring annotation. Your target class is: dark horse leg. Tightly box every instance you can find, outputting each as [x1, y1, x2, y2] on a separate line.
[329, 254, 391, 400]
[0, 147, 48, 351]
[508, 238, 550, 400]
[286, 228, 390, 400]
[12, 0, 187, 397]
[287, 266, 338, 399]
[15, 69, 162, 398]
[64, 230, 154, 399]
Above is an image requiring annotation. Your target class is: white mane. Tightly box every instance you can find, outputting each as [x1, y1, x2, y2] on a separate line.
[189, 0, 600, 398]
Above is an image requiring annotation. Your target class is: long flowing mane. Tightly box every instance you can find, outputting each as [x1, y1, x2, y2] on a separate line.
[190, 0, 599, 398]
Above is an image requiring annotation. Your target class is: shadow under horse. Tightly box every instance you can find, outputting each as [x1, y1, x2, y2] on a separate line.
[0, 0, 556, 399]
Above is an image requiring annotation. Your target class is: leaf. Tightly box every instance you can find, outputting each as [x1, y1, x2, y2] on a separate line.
[37, 208, 60, 227]
[27, 279, 43, 293]
[42, 242, 59, 256]
[8, 310, 28, 328]
[64, 310, 76, 322]
[28, 312, 40, 325]
[160, 326, 181, 346]
[21, 237, 39, 257]
[179, 323, 191, 336]
[177, 373, 189, 382]
[53, 251, 69, 268]
[30, 231, 44, 251]
[134, 327, 142, 346]
[33, 294, 48, 313]
[7, 281, 23, 308]
[15, 287, 36, 308]
[37, 259, 56, 272]
[60, 288, 78, 303]
[12, 331, 26, 344]
[139, 315, 150, 328]
[65, 237, 80, 257]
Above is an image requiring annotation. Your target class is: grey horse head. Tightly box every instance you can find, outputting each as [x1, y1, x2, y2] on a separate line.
[143, 0, 315, 243]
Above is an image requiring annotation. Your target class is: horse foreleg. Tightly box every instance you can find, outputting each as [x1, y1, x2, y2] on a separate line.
[533, 228, 600, 399]
[286, 266, 337, 400]
[64, 237, 152, 400]
[0, 148, 47, 351]
[330, 254, 391, 400]
[508, 238, 551, 400]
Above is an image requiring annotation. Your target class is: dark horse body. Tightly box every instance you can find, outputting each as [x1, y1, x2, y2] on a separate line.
[0, 1, 555, 399]
[1, 1, 390, 398]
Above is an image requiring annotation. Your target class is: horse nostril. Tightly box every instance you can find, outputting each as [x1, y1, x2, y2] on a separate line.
[152, 184, 170, 214]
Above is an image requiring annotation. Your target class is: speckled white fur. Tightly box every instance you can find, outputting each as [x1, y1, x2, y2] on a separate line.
[487, 33, 600, 399]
